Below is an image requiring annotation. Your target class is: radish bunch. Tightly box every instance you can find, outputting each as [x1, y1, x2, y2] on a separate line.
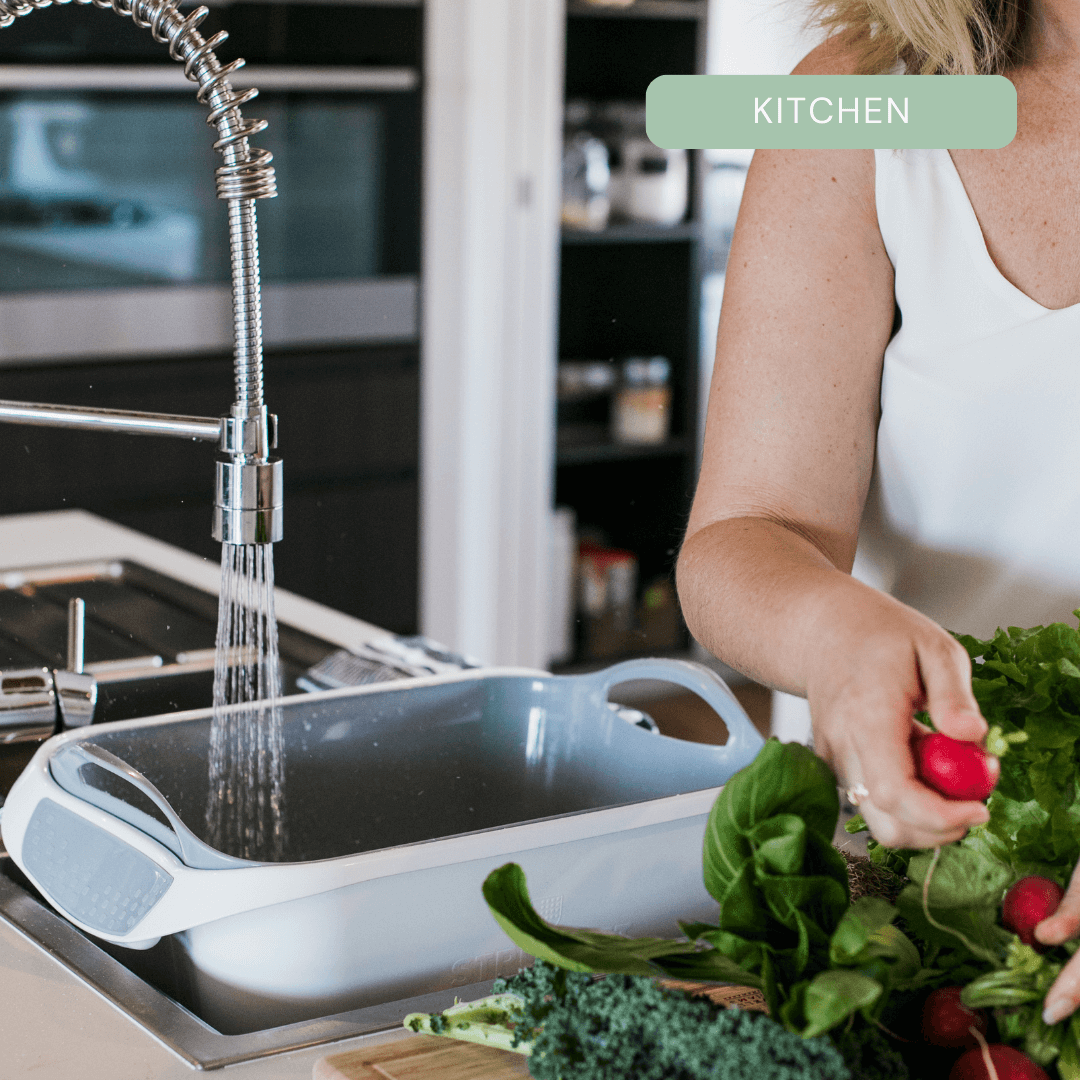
[912, 729, 999, 802]
[917, 987, 1051, 1079]
[908, 733, 1069, 1078]
[1002, 876, 1066, 951]
[921, 987, 988, 1049]
[949, 1043, 1051, 1080]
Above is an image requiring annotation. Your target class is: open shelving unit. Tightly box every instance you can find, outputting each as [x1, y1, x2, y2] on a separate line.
[554, 0, 709, 668]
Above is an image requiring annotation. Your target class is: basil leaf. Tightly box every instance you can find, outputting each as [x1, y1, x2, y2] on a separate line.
[482, 863, 696, 975]
[799, 969, 883, 1039]
[829, 898, 923, 992]
[652, 947, 765, 987]
[896, 845, 1012, 964]
[865, 924, 924, 987]
[481, 863, 760, 986]
[702, 739, 842, 906]
[829, 897, 896, 966]
[695, 927, 767, 971]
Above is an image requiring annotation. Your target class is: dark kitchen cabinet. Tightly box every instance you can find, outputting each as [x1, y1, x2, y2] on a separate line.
[555, 0, 708, 665]
[0, 343, 420, 633]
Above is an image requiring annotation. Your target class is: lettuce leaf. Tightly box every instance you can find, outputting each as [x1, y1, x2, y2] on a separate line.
[955, 620, 1080, 881]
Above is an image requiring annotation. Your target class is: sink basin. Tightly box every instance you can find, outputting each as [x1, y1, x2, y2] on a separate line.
[1, 658, 763, 1038]
[0, 559, 334, 721]
[0, 558, 454, 797]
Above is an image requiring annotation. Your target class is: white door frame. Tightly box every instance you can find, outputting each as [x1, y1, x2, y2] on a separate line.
[420, 0, 565, 667]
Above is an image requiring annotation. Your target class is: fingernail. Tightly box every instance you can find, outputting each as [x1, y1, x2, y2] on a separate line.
[1044, 998, 1071, 1026]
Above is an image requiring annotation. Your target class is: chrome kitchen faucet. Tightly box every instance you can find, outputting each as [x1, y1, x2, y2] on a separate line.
[0, 0, 283, 549]
[0, 0, 282, 743]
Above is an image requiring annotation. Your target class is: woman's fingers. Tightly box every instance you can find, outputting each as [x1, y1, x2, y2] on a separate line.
[845, 734, 989, 846]
[858, 800, 969, 849]
[916, 632, 988, 742]
[835, 696, 989, 848]
[1042, 871, 1080, 1024]
[1036, 861, 1080, 947]
[810, 605, 993, 850]
[1043, 944, 1080, 1026]
[856, 782, 988, 849]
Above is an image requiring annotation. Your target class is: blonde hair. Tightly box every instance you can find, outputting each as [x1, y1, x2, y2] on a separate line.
[808, 0, 1031, 73]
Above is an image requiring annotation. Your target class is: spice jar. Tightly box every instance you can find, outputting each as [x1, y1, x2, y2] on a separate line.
[612, 357, 671, 445]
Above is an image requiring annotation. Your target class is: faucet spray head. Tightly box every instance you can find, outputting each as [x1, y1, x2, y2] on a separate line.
[212, 408, 283, 545]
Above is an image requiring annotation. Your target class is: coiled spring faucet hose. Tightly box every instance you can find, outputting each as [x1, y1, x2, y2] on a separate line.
[0, 0, 283, 545]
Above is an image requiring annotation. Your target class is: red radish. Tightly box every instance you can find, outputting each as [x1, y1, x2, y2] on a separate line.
[1002, 876, 1065, 949]
[949, 1043, 1049, 1080]
[912, 730, 998, 801]
[921, 986, 988, 1048]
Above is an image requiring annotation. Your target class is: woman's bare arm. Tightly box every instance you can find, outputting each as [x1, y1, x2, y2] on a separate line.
[681, 141, 889, 688]
[677, 49, 990, 848]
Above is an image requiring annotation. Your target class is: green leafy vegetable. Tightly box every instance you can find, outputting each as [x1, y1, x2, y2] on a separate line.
[405, 959, 853, 1080]
[700, 739, 851, 993]
[896, 844, 1012, 965]
[481, 863, 753, 984]
[482, 739, 922, 1042]
[956, 619, 1080, 878]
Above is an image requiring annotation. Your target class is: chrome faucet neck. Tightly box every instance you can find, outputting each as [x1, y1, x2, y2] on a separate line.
[0, 0, 282, 547]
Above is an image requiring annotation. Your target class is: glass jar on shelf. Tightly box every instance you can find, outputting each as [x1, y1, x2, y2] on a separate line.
[557, 359, 617, 447]
[611, 356, 671, 445]
[561, 99, 611, 231]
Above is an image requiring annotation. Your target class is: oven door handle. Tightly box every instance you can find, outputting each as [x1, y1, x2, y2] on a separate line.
[0, 64, 419, 93]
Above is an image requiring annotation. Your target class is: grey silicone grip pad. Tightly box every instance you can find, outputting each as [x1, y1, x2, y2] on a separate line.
[22, 798, 172, 935]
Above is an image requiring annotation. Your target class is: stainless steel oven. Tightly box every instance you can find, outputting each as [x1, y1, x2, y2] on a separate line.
[0, 3, 421, 363]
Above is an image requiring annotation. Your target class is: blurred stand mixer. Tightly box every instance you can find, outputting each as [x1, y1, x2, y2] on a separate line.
[0, 0, 282, 744]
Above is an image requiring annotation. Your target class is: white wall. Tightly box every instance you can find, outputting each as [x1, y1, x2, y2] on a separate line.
[421, 0, 564, 668]
[708, 0, 821, 78]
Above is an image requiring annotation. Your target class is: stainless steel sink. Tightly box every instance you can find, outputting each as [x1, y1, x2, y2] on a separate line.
[0, 854, 494, 1069]
[0, 560, 491, 1067]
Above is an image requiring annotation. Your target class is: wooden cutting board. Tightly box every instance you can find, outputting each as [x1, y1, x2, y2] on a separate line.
[312, 1036, 531, 1080]
[312, 984, 767, 1079]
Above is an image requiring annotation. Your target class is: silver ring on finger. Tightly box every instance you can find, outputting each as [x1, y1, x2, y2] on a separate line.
[845, 783, 870, 807]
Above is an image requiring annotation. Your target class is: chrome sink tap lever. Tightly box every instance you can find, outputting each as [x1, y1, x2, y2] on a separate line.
[0, 598, 97, 744]
[55, 597, 96, 730]
[0, 0, 283, 549]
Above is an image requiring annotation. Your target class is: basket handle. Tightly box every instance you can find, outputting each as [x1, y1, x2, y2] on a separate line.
[577, 657, 765, 758]
[50, 742, 250, 870]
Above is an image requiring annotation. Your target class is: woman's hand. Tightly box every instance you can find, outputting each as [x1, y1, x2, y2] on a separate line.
[1036, 862, 1080, 1025]
[804, 578, 992, 849]
[681, 517, 992, 850]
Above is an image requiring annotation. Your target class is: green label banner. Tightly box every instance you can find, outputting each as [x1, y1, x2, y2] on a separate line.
[646, 75, 1016, 150]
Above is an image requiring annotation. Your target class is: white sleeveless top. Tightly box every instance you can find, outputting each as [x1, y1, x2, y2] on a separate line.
[852, 148, 1080, 638]
[772, 148, 1080, 742]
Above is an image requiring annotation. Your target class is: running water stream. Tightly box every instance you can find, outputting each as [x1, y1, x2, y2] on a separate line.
[205, 543, 286, 860]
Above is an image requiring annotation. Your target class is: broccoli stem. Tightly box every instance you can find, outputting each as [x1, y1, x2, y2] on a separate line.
[403, 993, 532, 1055]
